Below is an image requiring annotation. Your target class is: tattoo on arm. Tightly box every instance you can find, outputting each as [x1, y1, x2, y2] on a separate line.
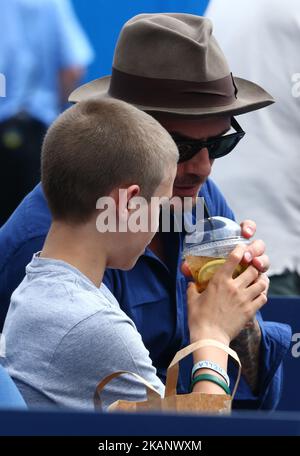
[230, 319, 262, 394]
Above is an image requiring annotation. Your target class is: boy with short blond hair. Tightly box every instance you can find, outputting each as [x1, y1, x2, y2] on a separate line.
[1, 98, 178, 409]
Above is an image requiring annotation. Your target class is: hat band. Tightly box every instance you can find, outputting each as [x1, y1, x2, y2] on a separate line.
[109, 68, 237, 109]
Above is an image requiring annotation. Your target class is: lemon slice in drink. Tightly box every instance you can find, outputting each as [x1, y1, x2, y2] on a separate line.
[232, 263, 247, 278]
[197, 259, 226, 284]
[198, 259, 246, 284]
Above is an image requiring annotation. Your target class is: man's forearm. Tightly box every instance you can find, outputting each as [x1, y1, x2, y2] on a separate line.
[230, 319, 262, 393]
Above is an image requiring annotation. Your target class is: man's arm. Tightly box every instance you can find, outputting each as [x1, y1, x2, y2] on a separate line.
[231, 317, 292, 410]
[230, 272, 269, 393]
[230, 319, 261, 393]
[200, 179, 291, 408]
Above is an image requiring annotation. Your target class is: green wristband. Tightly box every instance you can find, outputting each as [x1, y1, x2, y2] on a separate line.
[190, 373, 231, 395]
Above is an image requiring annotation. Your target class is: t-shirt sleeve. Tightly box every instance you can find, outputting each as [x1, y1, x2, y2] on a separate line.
[51, 0, 94, 68]
[45, 296, 165, 410]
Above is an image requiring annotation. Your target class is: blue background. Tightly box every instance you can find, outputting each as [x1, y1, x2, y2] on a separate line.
[72, 0, 209, 82]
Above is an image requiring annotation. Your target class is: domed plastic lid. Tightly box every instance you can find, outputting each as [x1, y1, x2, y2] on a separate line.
[183, 216, 249, 258]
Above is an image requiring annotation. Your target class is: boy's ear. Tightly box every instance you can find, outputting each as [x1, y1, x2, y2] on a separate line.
[114, 185, 141, 218]
[127, 185, 141, 211]
[127, 185, 141, 210]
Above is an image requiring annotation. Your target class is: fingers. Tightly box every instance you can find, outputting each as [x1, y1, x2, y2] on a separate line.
[251, 291, 268, 313]
[240, 219, 256, 239]
[235, 268, 270, 296]
[241, 289, 268, 323]
[262, 273, 270, 294]
[218, 244, 248, 278]
[241, 239, 270, 273]
[245, 276, 269, 300]
[242, 239, 265, 263]
[251, 254, 270, 273]
[253, 273, 270, 295]
[234, 265, 259, 288]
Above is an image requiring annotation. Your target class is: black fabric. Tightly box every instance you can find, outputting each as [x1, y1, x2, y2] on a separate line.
[0, 113, 46, 226]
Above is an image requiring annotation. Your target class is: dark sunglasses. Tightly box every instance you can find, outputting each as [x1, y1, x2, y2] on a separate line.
[170, 118, 245, 163]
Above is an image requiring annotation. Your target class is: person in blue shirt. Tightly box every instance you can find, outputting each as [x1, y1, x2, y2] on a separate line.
[0, 0, 94, 225]
[0, 14, 291, 409]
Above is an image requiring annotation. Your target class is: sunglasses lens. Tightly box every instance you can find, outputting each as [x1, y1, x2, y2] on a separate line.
[208, 135, 241, 159]
[177, 143, 199, 162]
[175, 127, 244, 163]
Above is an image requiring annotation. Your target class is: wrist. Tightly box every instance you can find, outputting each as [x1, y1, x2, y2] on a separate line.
[190, 326, 230, 346]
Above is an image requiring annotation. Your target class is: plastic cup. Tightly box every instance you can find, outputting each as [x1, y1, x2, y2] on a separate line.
[183, 217, 250, 292]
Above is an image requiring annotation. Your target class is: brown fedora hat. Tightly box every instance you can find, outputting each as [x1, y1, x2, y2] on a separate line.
[69, 13, 274, 117]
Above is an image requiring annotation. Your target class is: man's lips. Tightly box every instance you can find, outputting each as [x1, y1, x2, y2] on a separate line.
[174, 183, 200, 188]
[174, 180, 203, 189]
[173, 182, 201, 196]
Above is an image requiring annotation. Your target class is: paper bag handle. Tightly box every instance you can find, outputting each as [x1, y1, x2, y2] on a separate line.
[165, 339, 241, 399]
[94, 370, 162, 410]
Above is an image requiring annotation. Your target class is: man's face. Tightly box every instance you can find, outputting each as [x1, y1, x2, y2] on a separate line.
[158, 116, 231, 203]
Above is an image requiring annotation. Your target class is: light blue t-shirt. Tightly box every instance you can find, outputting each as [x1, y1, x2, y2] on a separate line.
[0, 254, 164, 410]
[0, 0, 94, 125]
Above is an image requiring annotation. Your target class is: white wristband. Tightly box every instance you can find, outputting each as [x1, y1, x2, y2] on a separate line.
[191, 360, 230, 387]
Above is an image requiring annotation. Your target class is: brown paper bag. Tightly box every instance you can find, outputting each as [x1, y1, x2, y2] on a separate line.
[94, 339, 241, 415]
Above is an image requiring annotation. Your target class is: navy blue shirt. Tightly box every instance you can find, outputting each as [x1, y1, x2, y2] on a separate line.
[0, 182, 291, 409]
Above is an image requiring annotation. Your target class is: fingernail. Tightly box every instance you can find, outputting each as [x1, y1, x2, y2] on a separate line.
[244, 252, 252, 262]
[245, 227, 253, 235]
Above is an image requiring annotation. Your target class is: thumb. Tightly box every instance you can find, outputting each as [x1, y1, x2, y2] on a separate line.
[221, 244, 248, 277]
[187, 281, 199, 300]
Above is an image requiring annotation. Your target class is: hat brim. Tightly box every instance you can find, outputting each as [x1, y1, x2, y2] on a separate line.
[69, 75, 274, 117]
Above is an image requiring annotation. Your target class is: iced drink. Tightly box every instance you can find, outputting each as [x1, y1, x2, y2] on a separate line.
[183, 217, 250, 292]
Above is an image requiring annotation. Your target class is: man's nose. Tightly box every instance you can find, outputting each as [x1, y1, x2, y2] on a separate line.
[183, 148, 212, 176]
